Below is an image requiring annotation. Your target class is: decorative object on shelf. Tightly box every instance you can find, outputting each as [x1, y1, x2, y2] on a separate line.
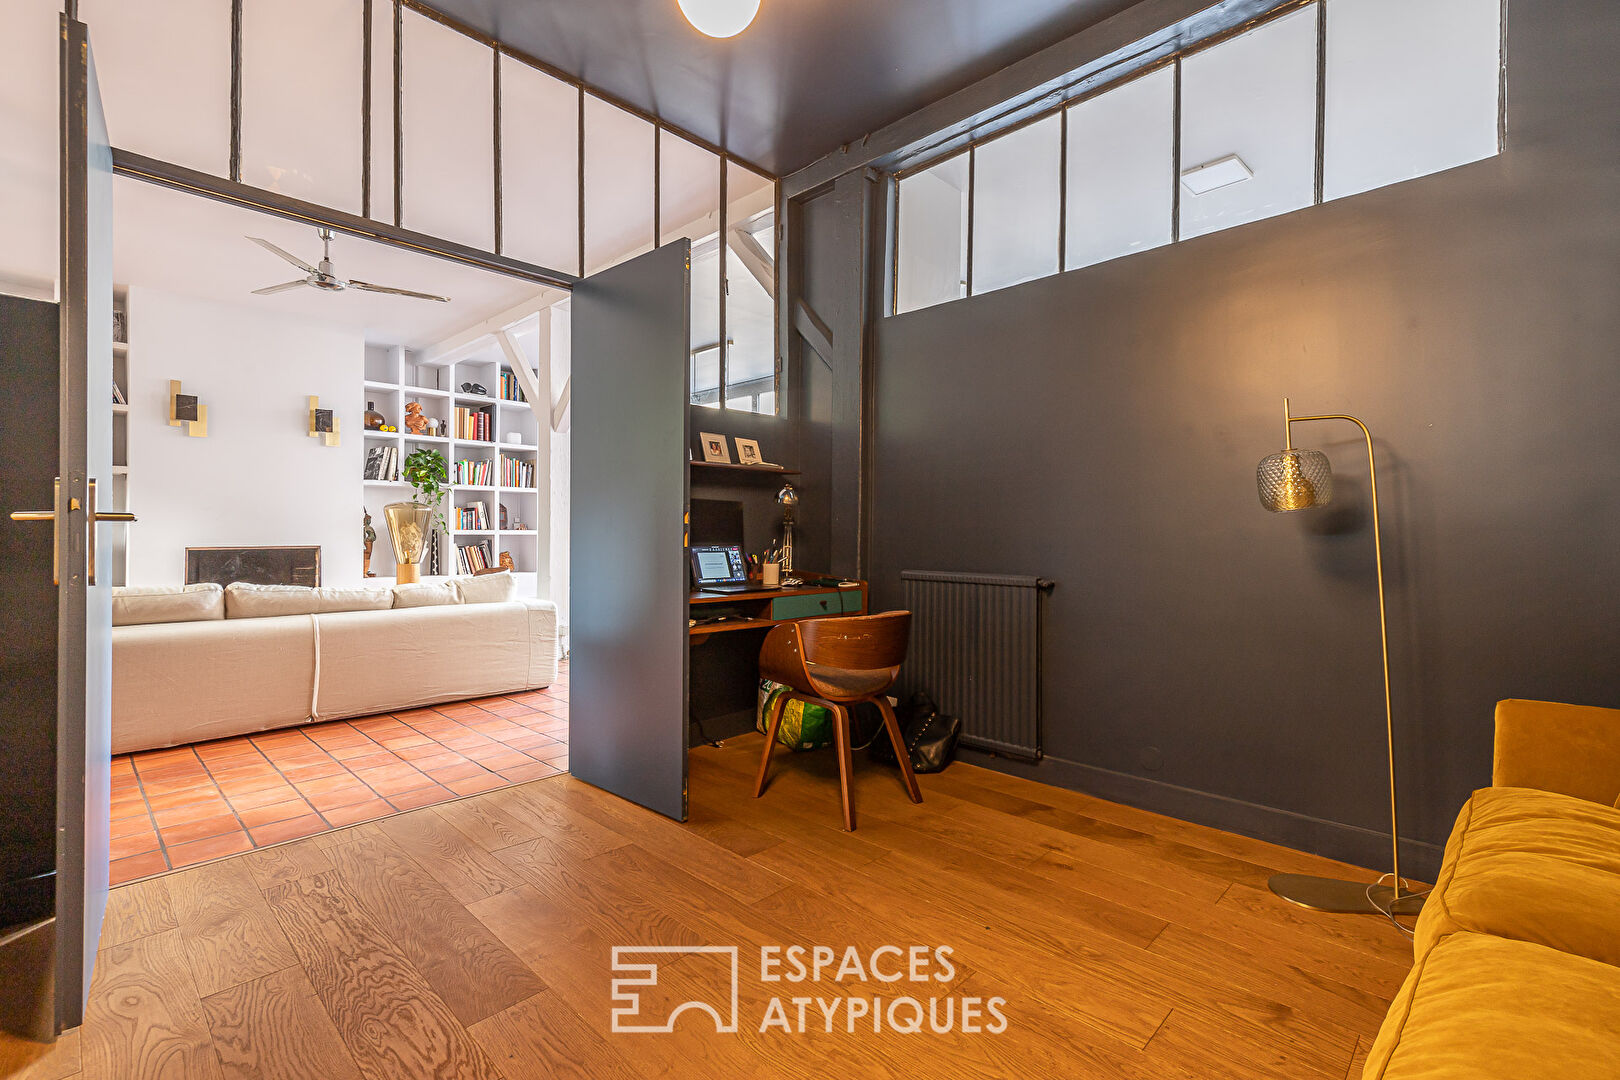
[498, 551, 515, 572]
[362, 510, 377, 577]
[512, 520, 528, 531]
[735, 437, 765, 466]
[364, 401, 385, 430]
[427, 528, 442, 576]
[427, 417, 441, 437]
[700, 432, 731, 463]
[168, 379, 207, 437]
[112, 308, 128, 343]
[394, 448, 449, 584]
[499, 502, 509, 530]
[403, 401, 428, 435]
[777, 482, 798, 571]
[504, 432, 522, 445]
[308, 395, 340, 446]
[1254, 397, 1422, 919]
[459, 381, 488, 396]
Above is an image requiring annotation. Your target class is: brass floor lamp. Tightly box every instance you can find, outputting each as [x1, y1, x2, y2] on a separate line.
[1255, 399, 1423, 918]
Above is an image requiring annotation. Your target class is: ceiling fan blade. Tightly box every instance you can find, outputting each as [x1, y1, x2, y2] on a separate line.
[248, 236, 317, 274]
[345, 278, 451, 303]
[251, 279, 310, 295]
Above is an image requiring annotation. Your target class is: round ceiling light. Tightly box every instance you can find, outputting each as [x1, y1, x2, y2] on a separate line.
[678, 0, 761, 38]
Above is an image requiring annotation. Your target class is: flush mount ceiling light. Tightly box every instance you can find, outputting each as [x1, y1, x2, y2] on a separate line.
[1180, 153, 1254, 195]
[678, 0, 761, 38]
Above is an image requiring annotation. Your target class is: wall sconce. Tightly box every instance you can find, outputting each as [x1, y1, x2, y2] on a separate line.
[168, 379, 207, 437]
[308, 395, 340, 446]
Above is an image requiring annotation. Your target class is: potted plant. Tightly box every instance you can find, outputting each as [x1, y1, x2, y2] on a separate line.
[384, 448, 448, 583]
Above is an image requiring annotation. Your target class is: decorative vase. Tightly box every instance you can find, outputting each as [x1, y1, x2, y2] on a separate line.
[364, 401, 386, 430]
[383, 502, 432, 584]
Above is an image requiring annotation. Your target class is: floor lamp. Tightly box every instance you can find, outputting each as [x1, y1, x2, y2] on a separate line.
[1255, 399, 1423, 917]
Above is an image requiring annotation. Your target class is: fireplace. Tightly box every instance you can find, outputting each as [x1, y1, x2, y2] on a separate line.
[186, 546, 321, 587]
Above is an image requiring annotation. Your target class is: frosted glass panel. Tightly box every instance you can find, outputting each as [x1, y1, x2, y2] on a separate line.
[971, 114, 1061, 295]
[1180, 5, 1318, 240]
[1324, 0, 1500, 201]
[660, 134, 721, 405]
[241, 0, 363, 213]
[895, 154, 968, 314]
[369, 0, 395, 223]
[501, 56, 579, 273]
[584, 97, 654, 275]
[82, 0, 231, 176]
[1065, 66, 1175, 271]
[401, 10, 494, 250]
[725, 162, 777, 414]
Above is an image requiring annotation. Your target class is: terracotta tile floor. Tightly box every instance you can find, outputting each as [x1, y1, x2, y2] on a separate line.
[108, 666, 569, 885]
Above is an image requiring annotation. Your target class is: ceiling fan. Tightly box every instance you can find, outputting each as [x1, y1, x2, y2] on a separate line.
[248, 227, 450, 302]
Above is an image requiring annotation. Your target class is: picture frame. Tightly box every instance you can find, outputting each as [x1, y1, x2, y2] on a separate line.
[699, 432, 731, 464]
[734, 437, 764, 467]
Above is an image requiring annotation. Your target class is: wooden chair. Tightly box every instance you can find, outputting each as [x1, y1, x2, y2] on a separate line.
[754, 610, 922, 830]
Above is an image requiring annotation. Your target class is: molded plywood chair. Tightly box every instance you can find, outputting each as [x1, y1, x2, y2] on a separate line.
[754, 610, 922, 830]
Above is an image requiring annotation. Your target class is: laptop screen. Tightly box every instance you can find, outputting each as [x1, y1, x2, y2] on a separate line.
[690, 544, 747, 585]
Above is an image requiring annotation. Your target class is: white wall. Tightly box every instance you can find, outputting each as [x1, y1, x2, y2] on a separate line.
[126, 286, 364, 585]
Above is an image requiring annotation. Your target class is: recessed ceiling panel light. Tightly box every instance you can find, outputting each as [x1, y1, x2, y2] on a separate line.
[678, 0, 761, 38]
[1180, 154, 1254, 195]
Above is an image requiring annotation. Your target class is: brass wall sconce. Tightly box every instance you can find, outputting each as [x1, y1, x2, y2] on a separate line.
[1256, 398, 1422, 920]
[308, 395, 340, 446]
[168, 379, 207, 437]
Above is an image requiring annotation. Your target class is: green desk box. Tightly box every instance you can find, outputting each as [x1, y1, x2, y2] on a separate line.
[769, 589, 862, 621]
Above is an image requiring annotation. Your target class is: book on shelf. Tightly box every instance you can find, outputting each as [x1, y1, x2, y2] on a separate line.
[112, 381, 126, 406]
[452, 457, 493, 486]
[457, 539, 495, 573]
[453, 405, 493, 442]
[500, 454, 535, 489]
[456, 500, 489, 532]
[499, 370, 526, 402]
[363, 445, 400, 481]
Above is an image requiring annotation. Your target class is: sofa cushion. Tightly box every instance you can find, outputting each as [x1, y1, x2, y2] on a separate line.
[111, 583, 224, 626]
[1364, 932, 1620, 1080]
[1415, 786, 1620, 967]
[392, 581, 459, 608]
[453, 570, 516, 605]
[225, 582, 394, 619]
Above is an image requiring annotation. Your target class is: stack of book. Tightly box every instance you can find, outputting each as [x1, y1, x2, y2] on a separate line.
[363, 444, 400, 481]
[456, 500, 489, 532]
[453, 405, 492, 442]
[499, 370, 526, 402]
[452, 458, 493, 486]
[500, 455, 536, 489]
[457, 539, 495, 572]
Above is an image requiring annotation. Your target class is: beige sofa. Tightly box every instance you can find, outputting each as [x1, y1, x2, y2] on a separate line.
[110, 573, 558, 754]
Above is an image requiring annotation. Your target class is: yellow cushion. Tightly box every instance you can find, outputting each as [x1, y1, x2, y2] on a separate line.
[1415, 787, 1620, 966]
[1365, 932, 1620, 1079]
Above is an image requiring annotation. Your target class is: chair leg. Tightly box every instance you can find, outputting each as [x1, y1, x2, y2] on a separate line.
[876, 696, 923, 803]
[832, 704, 856, 831]
[754, 692, 790, 797]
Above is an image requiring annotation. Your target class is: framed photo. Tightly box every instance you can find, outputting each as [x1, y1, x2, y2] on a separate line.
[734, 438, 764, 467]
[699, 432, 731, 464]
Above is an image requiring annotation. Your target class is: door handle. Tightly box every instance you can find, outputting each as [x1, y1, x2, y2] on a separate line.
[86, 478, 137, 587]
[9, 478, 67, 584]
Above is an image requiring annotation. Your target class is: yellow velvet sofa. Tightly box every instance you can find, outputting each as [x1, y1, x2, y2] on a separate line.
[1362, 699, 1620, 1079]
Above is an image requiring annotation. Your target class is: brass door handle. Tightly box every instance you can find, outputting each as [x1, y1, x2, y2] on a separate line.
[86, 478, 137, 586]
[9, 478, 66, 584]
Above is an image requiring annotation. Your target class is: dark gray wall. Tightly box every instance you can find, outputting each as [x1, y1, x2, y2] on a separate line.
[867, 0, 1620, 876]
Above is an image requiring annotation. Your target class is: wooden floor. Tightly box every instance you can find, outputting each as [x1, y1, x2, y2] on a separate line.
[3, 735, 1412, 1080]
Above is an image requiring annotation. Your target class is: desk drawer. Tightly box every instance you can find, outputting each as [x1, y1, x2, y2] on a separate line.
[770, 593, 842, 620]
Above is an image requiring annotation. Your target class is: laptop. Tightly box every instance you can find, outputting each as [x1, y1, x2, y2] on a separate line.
[690, 544, 763, 594]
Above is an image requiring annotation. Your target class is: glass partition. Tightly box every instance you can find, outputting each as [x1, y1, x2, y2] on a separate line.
[1065, 66, 1175, 271]
[724, 161, 777, 413]
[971, 114, 1062, 295]
[660, 133, 723, 408]
[895, 153, 969, 314]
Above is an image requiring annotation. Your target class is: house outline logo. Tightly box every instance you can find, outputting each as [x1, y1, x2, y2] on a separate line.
[610, 945, 740, 1033]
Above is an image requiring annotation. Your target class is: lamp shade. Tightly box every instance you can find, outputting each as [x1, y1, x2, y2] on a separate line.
[678, 0, 761, 37]
[1257, 448, 1333, 512]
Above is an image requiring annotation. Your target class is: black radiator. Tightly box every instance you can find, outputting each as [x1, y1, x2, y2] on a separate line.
[899, 571, 1051, 761]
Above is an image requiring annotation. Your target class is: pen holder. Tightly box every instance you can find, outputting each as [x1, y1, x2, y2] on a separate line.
[762, 561, 781, 588]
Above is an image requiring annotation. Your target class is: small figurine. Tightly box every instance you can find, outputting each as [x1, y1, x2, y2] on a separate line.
[404, 401, 429, 435]
[498, 551, 515, 572]
[362, 510, 377, 577]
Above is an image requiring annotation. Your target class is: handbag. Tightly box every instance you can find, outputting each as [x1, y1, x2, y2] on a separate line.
[869, 691, 962, 774]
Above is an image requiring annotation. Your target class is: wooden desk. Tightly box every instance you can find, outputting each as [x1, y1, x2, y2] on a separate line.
[687, 578, 867, 741]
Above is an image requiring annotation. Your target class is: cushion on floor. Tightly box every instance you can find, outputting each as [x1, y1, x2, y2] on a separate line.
[1415, 787, 1620, 966]
[1364, 931, 1620, 1080]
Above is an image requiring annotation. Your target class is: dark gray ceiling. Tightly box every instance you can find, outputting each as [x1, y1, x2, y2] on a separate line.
[427, 0, 1144, 177]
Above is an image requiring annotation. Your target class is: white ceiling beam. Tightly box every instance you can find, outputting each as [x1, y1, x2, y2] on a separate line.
[551, 377, 571, 434]
[418, 290, 560, 366]
[727, 226, 776, 296]
[495, 329, 547, 416]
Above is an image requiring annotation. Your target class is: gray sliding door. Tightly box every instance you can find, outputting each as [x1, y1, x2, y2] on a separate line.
[569, 242, 691, 821]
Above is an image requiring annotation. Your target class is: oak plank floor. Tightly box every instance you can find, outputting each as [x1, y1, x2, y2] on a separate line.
[3, 736, 1415, 1080]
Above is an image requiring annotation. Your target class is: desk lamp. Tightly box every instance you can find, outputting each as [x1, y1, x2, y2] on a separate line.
[1256, 399, 1422, 918]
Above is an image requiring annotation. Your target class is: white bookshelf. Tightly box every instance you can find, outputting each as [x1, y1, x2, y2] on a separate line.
[109, 290, 131, 586]
[361, 343, 542, 594]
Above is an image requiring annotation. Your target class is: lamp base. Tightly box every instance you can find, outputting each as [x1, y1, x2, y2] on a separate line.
[1268, 873, 1426, 916]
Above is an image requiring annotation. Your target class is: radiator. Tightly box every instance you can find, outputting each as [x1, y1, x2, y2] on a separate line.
[899, 571, 1051, 761]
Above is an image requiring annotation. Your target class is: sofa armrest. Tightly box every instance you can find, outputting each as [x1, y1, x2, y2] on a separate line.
[521, 597, 560, 689]
[1493, 699, 1620, 807]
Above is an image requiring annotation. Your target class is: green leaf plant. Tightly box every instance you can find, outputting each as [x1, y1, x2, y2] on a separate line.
[401, 447, 450, 533]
